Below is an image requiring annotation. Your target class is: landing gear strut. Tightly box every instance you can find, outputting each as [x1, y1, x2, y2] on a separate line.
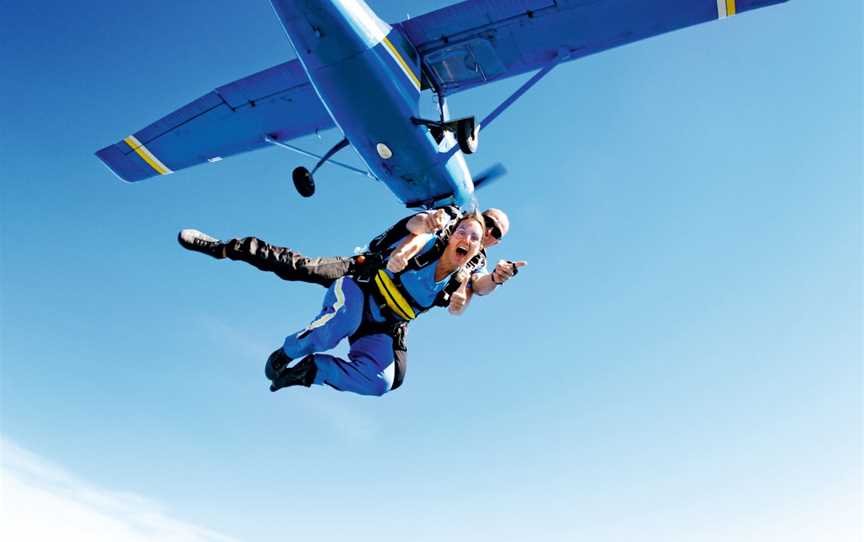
[290, 137, 351, 197]
[265, 136, 375, 195]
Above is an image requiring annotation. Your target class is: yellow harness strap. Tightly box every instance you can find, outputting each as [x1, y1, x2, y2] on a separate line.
[374, 270, 417, 321]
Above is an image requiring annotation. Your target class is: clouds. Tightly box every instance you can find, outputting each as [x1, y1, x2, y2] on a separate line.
[0, 437, 236, 542]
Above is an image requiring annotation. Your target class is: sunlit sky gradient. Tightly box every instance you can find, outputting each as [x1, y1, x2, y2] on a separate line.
[1, 1, 861, 540]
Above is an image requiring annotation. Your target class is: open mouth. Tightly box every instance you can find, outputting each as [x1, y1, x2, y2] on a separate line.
[455, 246, 469, 257]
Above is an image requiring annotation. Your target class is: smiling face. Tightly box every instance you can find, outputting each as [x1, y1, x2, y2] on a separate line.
[441, 216, 484, 272]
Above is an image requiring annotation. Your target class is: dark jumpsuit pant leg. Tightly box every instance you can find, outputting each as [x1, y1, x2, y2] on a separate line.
[224, 236, 353, 287]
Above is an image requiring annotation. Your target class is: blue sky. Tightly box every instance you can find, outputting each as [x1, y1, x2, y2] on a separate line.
[1, 1, 861, 540]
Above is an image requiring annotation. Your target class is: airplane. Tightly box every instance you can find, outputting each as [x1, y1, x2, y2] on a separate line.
[95, 0, 789, 209]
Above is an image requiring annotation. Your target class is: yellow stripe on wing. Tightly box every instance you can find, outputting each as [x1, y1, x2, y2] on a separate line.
[382, 36, 421, 91]
[124, 135, 173, 175]
[717, 0, 737, 18]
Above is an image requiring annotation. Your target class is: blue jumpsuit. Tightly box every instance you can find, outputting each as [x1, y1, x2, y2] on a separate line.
[280, 238, 452, 396]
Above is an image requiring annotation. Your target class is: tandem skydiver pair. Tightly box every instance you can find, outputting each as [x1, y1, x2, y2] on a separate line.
[178, 206, 525, 397]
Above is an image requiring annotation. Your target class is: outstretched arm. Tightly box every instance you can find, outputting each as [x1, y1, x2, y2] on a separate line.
[472, 260, 527, 295]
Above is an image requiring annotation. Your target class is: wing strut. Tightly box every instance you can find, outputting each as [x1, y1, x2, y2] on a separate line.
[479, 49, 570, 131]
[264, 136, 375, 179]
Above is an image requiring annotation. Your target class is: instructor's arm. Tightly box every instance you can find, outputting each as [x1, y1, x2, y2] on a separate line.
[472, 260, 527, 295]
[405, 209, 450, 235]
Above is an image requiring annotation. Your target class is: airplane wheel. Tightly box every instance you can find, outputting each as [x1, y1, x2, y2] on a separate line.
[457, 118, 479, 154]
[292, 167, 315, 198]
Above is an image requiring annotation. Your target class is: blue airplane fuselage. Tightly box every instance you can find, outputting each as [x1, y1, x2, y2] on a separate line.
[270, 0, 474, 208]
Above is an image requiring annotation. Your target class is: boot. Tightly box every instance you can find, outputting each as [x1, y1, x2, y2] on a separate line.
[264, 348, 292, 381]
[177, 229, 226, 259]
[270, 355, 317, 392]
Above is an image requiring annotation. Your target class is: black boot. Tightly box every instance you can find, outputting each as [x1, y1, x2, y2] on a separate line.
[177, 229, 226, 259]
[264, 348, 292, 381]
[269, 355, 317, 392]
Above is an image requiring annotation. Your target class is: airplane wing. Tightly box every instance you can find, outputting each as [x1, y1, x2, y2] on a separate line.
[96, 60, 334, 182]
[398, 0, 789, 96]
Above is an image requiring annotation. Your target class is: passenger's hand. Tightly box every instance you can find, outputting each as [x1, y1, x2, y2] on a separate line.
[386, 250, 410, 273]
[492, 260, 527, 285]
[448, 281, 471, 315]
[424, 209, 450, 233]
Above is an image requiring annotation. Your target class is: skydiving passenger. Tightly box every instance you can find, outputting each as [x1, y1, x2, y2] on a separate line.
[178, 206, 525, 315]
[183, 213, 501, 396]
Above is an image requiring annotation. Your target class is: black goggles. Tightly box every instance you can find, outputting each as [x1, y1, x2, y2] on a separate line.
[483, 215, 503, 241]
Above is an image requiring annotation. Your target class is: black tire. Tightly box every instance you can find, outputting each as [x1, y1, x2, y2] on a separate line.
[457, 118, 479, 154]
[292, 167, 315, 197]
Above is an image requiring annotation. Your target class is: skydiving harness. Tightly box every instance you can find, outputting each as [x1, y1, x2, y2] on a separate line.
[348, 207, 464, 393]
[349, 236, 453, 393]
[351, 205, 469, 319]
[354, 235, 449, 323]
[349, 243, 447, 392]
